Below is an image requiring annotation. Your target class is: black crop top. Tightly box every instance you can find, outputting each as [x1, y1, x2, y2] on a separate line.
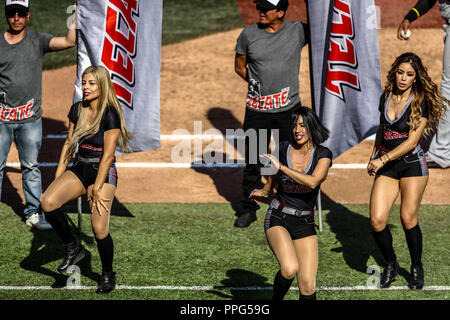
[275, 141, 332, 211]
[378, 93, 429, 152]
[67, 102, 121, 158]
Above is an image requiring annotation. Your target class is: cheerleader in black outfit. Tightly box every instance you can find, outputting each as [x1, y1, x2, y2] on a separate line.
[368, 53, 447, 289]
[250, 105, 332, 300]
[40, 66, 131, 294]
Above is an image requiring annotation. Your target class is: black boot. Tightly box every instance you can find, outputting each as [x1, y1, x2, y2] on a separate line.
[57, 240, 85, 273]
[380, 260, 399, 288]
[409, 264, 424, 290]
[96, 271, 116, 294]
[234, 212, 257, 228]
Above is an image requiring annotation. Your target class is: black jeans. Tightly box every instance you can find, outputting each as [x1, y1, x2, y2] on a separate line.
[239, 105, 299, 215]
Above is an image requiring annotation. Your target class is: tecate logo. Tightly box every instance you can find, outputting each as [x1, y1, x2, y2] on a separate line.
[325, 0, 360, 101]
[101, 0, 139, 109]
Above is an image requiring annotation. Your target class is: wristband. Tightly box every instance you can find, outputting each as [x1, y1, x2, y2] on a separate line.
[405, 8, 420, 22]
[260, 189, 268, 198]
[379, 157, 385, 166]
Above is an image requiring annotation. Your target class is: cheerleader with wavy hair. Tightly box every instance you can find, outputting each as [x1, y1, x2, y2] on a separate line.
[41, 65, 131, 294]
[367, 52, 447, 290]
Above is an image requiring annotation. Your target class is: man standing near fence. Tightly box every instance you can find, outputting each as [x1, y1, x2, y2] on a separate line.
[233, 0, 309, 227]
[0, 0, 77, 230]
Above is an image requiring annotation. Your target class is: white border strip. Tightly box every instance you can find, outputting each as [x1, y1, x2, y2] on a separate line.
[0, 285, 448, 291]
[5, 162, 368, 169]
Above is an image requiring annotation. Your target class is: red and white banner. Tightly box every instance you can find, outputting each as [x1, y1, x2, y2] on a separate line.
[308, 0, 381, 158]
[74, 0, 162, 152]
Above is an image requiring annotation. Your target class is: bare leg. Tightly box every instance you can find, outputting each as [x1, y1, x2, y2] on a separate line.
[41, 171, 86, 212]
[266, 226, 298, 299]
[266, 226, 299, 278]
[87, 183, 117, 293]
[399, 176, 428, 229]
[87, 183, 116, 240]
[369, 175, 400, 232]
[370, 175, 402, 287]
[399, 176, 428, 289]
[41, 171, 86, 244]
[293, 235, 318, 296]
[40, 171, 87, 272]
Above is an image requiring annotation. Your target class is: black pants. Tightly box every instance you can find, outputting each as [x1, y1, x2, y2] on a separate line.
[240, 106, 299, 215]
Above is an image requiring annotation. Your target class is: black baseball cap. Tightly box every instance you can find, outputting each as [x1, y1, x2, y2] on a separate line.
[5, 0, 29, 17]
[254, 0, 289, 11]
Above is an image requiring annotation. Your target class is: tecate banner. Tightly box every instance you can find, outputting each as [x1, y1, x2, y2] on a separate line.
[308, 0, 381, 158]
[74, 0, 162, 152]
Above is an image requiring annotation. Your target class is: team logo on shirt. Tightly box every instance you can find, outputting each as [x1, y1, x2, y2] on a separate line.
[325, 0, 360, 101]
[0, 98, 34, 121]
[80, 144, 103, 152]
[383, 128, 408, 140]
[100, 0, 139, 110]
[246, 84, 290, 110]
[280, 173, 312, 193]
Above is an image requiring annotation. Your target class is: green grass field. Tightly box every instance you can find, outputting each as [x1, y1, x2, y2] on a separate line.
[0, 202, 448, 300]
[0, 0, 243, 70]
[0, 0, 448, 304]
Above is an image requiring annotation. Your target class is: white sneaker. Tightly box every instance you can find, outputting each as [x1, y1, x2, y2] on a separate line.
[25, 213, 53, 231]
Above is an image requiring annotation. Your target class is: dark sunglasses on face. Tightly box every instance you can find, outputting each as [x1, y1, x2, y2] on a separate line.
[6, 8, 28, 18]
[256, 5, 275, 14]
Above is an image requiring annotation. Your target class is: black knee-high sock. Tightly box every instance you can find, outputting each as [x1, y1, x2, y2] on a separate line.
[44, 209, 76, 245]
[300, 292, 317, 301]
[96, 234, 114, 273]
[403, 224, 423, 266]
[272, 270, 294, 300]
[372, 226, 397, 264]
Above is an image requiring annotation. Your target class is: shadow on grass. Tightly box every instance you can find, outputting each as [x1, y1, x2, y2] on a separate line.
[61, 196, 135, 218]
[17, 197, 134, 286]
[321, 192, 409, 281]
[191, 107, 244, 209]
[19, 225, 99, 288]
[207, 269, 273, 300]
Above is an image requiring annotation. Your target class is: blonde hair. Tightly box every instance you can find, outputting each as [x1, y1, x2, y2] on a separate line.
[384, 52, 448, 137]
[65, 66, 132, 162]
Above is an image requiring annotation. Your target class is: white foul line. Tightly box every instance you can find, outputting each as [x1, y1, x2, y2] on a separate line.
[0, 285, 448, 291]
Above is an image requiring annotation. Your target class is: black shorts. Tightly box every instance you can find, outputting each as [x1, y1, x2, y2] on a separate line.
[264, 207, 316, 240]
[69, 161, 118, 190]
[377, 151, 428, 180]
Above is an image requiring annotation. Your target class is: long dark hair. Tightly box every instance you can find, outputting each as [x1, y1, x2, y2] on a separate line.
[384, 52, 448, 137]
[289, 105, 330, 146]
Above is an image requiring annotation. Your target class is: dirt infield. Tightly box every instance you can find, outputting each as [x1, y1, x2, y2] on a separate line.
[3, 1, 449, 207]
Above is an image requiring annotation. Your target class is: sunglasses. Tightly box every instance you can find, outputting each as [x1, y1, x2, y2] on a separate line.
[6, 8, 28, 18]
[256, 5, 276, 13]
